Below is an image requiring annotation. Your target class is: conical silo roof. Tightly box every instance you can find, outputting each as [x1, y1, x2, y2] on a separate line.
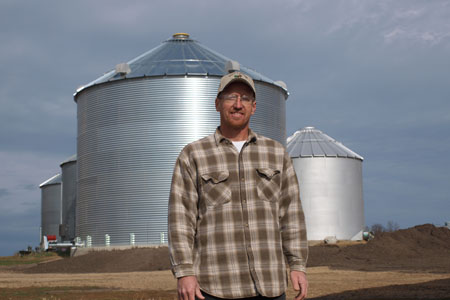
[287, 126, 363, 160]
[75, 33, 286, 96]
[60, 154, 77, 167]
[39, 174, 62, 188]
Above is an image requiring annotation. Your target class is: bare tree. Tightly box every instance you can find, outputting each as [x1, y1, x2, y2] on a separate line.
[386, 220, 400, 232]
[370, 223, 386, 235]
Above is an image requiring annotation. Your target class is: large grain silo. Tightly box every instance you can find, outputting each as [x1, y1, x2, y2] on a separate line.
[39, 174, 62, 242]
[287, 127, 364, 241]
[60, 154, 77, 241]
[73, 33, 289, 246]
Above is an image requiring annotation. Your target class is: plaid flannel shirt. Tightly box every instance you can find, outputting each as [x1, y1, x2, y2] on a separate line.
[168, 128, 308, 298]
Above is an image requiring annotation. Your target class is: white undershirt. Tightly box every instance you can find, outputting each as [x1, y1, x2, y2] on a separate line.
[232, 141, 246, 153]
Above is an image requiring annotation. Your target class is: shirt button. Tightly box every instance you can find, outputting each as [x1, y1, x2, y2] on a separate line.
[242, 199, 246, 203]
[241, 177, 245, 181]
[245, 223, 249, 228]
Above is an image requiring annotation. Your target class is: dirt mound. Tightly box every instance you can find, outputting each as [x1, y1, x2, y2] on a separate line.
[23, 247, 170, 274]
[308, 224, 450, 272]
[22, 224, 450, 274]
[309, 278, 450, 300]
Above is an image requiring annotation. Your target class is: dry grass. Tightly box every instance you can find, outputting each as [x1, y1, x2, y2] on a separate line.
[0, 252, 60, 266]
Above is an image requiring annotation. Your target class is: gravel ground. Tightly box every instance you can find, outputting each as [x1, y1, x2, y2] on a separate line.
[1, 267, 449, 299]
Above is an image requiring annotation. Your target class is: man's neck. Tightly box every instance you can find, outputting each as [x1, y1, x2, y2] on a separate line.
[219, 126, 249, 141]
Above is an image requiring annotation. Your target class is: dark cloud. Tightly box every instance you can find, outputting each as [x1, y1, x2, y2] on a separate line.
[0, 210, 40, 255]
[23, 184, 36, 191]
[0, 188, 9, 198]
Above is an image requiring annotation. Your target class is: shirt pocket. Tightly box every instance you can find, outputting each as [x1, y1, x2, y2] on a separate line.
[200, 170, 232, 208]
[256, 168, 281, 203]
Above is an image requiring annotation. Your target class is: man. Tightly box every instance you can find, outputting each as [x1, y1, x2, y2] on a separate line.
[168, 72, 308, 300]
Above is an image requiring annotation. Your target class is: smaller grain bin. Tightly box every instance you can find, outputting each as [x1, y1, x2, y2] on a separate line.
[287, 127, 364, 241]
[39, 174, 62, 242]
[60, 154, 77, 241]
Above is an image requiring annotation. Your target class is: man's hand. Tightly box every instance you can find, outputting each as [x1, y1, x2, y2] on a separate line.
[177, 275, 205, 300]
[290, 270, 308, 300]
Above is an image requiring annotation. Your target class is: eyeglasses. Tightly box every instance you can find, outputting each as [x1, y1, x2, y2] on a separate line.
[220, 93, 255, 103]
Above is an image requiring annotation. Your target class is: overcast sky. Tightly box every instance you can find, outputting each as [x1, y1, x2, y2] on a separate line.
[1, 0, 449, 256]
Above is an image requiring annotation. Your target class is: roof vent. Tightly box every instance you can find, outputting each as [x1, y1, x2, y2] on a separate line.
[115, 63, 131, 75]
[225, 60, 240, 73]
[172, 32, 190, 39]
[275, 80, 287, 90]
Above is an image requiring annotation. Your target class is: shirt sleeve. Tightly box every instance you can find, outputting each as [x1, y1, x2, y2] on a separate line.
[278, 150, 308, 273]
[168, 149, 199, 278]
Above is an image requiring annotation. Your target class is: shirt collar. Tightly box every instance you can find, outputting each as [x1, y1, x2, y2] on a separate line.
[214, 127, 258, 146]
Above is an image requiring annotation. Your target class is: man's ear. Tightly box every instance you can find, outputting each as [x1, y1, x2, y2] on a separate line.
[215, 98, 220, 112]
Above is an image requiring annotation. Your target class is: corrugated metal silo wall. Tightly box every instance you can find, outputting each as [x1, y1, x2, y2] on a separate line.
[251, 82, 286, 143]
[76, 76, 286, 246]
[61, 161, 77, 241]
[41, 184, 62, 241]
[293, 157, 364, 240]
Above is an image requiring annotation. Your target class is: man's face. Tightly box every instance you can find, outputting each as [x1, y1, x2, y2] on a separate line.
[215, 82, 256, 132]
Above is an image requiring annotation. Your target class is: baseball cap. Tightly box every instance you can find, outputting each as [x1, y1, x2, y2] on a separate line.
[217, 72, 256, 96]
